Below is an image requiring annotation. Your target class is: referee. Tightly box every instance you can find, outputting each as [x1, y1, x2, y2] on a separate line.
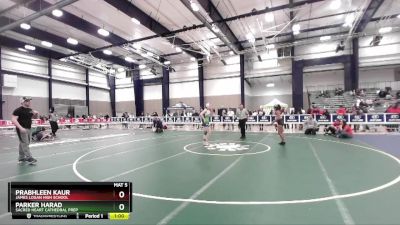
[237, 104, 249, 139]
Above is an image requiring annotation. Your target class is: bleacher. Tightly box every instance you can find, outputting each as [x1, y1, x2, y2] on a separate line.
[309, 87, 399, 113]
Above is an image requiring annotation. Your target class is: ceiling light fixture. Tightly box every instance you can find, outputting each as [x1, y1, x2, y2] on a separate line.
[131, 17, 140, 25]
[190, 1, 200, 11]
[103, 49, 112, 55]
[164, 61, 171, 65]
[41, 41, 53, 47]
[98, 28, 110, 37]
[229, 50, 234, 55]
[265, 13, 274, 22]
[330, 0, 341, 10]
[320, 36, 331, 41]
[132, 43, 141, 49]
[125, 56, 135, 62]
[18, 47, 27, 52]
[379, 27, 392, 34]
[67, 37, 78, 45]
[52, 9, 63, 17]
[246, 32, 255, 43]
[20, 23, 31, 30]
[266, 83, 275, 87]
[139, 64, 146, 69]
[211, 24, 220, 33]
[24, 45, 35, 50]
[175, 47, 182, 52]
[292, 24, 300, 32]
[190, 57, 196, 61]
[344, 14, 354, 27]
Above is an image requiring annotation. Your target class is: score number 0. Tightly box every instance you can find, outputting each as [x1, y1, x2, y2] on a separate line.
[118, 191, 126, 211]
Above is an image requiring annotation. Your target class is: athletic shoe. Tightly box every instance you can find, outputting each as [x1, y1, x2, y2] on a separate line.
[279, 142, 286, 145]
[18, 158, 27, 164]
[26, 158, 37, 165]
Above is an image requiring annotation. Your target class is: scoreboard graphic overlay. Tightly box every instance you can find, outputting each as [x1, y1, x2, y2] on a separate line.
[8, 182, 132, 220]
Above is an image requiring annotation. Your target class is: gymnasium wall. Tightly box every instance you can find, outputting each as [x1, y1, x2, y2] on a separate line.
[143, 85, 162, 116]
[169, 81, 200, 111]
[1, 48, 112, 119]
[1, 49, 48, 119]
[115, 77, 135, 115]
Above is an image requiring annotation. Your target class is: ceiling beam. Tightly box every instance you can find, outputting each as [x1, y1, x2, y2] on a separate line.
[0, 35, 66, 59]
[0, 0, 35, 17]
[210, 0, 324, 24]
[0, 0, 78, 34]
[76, 0, 327, 54]
[232, 12, 399, 48]
[180, 0, 241, 54]
[355, 0, 384, 33]
[104, 0, 201, 58]
[195, 0, 244, 51]
[0, 17, 136, 68]
[235, 23, 344, 46]
[15, 0, 126, 44]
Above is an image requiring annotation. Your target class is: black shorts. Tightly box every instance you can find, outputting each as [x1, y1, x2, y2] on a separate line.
[276, 119, 284, 126]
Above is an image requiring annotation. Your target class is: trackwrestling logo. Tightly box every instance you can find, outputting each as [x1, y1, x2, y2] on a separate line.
[205, 143, 250, 152]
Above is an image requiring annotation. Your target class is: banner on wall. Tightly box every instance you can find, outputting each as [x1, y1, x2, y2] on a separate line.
[211, 116, 221, 122]
[247, 116, 257, 122]
[367, 114, 385, 123]
[222, 116, 234, 122]
[315, 115, 331, 123]
[349, 114, 366, 123]
[259, 116, 271, 123]
[332, 114, 348, 122]
[284, 115, 299, 123]
[386, 114, 400, 123]
[299, 114, 311, 123]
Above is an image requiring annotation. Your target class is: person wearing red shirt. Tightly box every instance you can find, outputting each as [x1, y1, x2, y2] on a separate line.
[310, 105, 321, 115]
[336, 105, 347, 115]
[386, 102, 400, 114]
[324, 119, 340, 136]
[336, 120, 353, 138]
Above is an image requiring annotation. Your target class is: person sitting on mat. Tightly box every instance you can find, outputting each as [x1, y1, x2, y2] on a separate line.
[304, 116, 318, 135]
[324, 119, 341, 136]
[32, 127, 54, 142]
[336, 120, 353, 138]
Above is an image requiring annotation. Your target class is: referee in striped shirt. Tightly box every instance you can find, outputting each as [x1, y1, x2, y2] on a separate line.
[237, 104, 249, 139]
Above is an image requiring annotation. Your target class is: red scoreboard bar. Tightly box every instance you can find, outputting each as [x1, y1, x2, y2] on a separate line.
[8, 182, 132, 220]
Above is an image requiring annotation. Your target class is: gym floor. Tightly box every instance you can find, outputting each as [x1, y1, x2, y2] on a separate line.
[0, 128, 399, 225]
